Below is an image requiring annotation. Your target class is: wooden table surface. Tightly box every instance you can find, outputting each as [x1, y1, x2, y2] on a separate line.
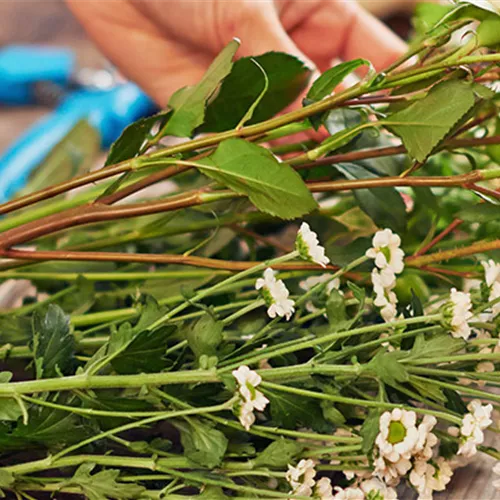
[1, 1, 499, 499]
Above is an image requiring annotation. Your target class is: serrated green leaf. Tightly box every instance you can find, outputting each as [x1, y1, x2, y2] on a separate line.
[201, 52, 311, 132]
[254, 438, 304, 467]
[264, 389, 329, 432]
[326, 290, 350, 333]
[411, 378, 447, 403]
[409, 334, 464, 360]
[184, 313, 223, 365]
[0, 398, 22, 422]
[176, 419, 228, 468]
[361, 409, 382, 454]
[307, 59, 368, 101]
[104, 110, 171, 166]
[58, 276, 95, 315]
[365, 350, 409, 387]
[163, 39, 240, 137]
[333, 163, 406, 232]
[199, 486, 230, 498]
[59, 463, 145, 500]
[200, 139, 317, 219]
[387, 80, 476, 162]
[31, 304, 75, 379]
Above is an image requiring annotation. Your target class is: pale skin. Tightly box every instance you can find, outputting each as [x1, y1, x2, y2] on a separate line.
[66, 0, 406, 107]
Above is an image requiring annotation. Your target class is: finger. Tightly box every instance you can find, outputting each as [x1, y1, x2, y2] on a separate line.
[66, 0, 212, 106]
[280, 0, 406, 72]
[340, 5, 407, 71]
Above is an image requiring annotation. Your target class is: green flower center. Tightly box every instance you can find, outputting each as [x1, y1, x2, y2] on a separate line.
[260, 287, 274, 307]
[388, 420, 407, 444]
[381, 246, 391, 263]
[295, 234, 311, 262]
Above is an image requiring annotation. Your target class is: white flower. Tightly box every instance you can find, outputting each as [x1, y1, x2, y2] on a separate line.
[458, 399, 493, 457]
[493, 462, 500, 490]
[366, 229, 405, 278]
[410, 458, 452, 500]
[316, 477, 334, 499]
[413, 415, 438, 462]
[482, 259, 500, 288]
[255, 268, 295, 320]
[376, 409, 419, 463]
[286, 459, 316, 497]
[483, 261, 500, 319]
[372, 269, 398, 323]
[296, 222, 330, 267]
[232, 365, 269, 430]
[359, 477, 398, 499]
[445, 288, 473, 340]
[374, 454, 412, 487]
[332, 486, 364, 500]
[238, 400, 256, 431]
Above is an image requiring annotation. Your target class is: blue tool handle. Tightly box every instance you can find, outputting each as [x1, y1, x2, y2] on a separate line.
[0, 111, 82, 203]
[0, 45, 75, 105]
[0, 83, 156, 203]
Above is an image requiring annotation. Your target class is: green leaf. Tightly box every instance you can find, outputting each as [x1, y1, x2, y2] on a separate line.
[264, 389, 329, 432]
[388, 80, 476, 162]
[176, 419, 228, 468]
[31, 304, 75, 379]
[0, 398, 22, 422]
[458, 203, 500, 222]
[365, 350, 409, 387]
[235, 59, 269, 128]
[201, 52, 311, 132]
[413, 2, 454, 34]
[58, 276, 95, 315]
[478, 16, 500, 46]
[0, 470, 14, 490]
[307, 59, 368, 101]
[199, 486, 230, 499]
[333, 163, 406, 232]
[409, 334, 464, 360]
[254, 438, 304, 467]
[104, 110, 171, 166]
[111, 324, 176, 375]
[326, 290, 351, 333]
[185, 313, 223, 365]
[444, 388, 468, 415]
[411, 378, 446, 403]
[361, 409, 382, 454]
[200, 139, 317, 219]
[60, 463, 145, 500]
[163, 39, 240, 137]
[321, 401, 346, 426]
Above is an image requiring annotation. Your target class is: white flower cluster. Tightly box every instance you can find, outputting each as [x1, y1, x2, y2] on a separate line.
[366, 229, 405, 323]
[232, 365, 269, 431]
[286, 459, 317, 497]
[373, 408, 451, 499]
[457, 399, 493, 457]
[296, 222, 330, 267]
[331, 478, 397, 500]
[255, 268, 295, 320]
[482, 259, 500, 320]
[444, 288, 474, 340]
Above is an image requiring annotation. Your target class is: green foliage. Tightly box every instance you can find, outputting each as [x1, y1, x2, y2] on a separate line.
[31, 304, 75, 379]
[184, 313, 223, 366]
[306, 59, 368, 102]
[58, 463, 145, 500]
[333, 163, 407, 232]
[104, 110, 172, 166]
[202, 52, 311, 132]
[365, 350, 409, 387]
[200, 138, 317, 219]
[458, 203, 500, 222]
[176, 419, 228, 468]
[163, 39, 240, 137]
[388, 80, 476, 162]
[360, 409, 382, 454]
[254, 438, 304, 467]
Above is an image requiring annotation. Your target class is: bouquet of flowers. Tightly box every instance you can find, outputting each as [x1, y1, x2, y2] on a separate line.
[0, 1, 499, 498]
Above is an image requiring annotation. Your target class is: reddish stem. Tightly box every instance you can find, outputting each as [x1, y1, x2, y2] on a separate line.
[414, 219, 464, 257]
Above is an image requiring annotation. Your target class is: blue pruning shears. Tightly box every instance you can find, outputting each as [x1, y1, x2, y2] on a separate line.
[0, 45, 157, 203]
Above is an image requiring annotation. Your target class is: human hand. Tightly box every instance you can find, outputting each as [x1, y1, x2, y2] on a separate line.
[67, 0, 406, 107]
